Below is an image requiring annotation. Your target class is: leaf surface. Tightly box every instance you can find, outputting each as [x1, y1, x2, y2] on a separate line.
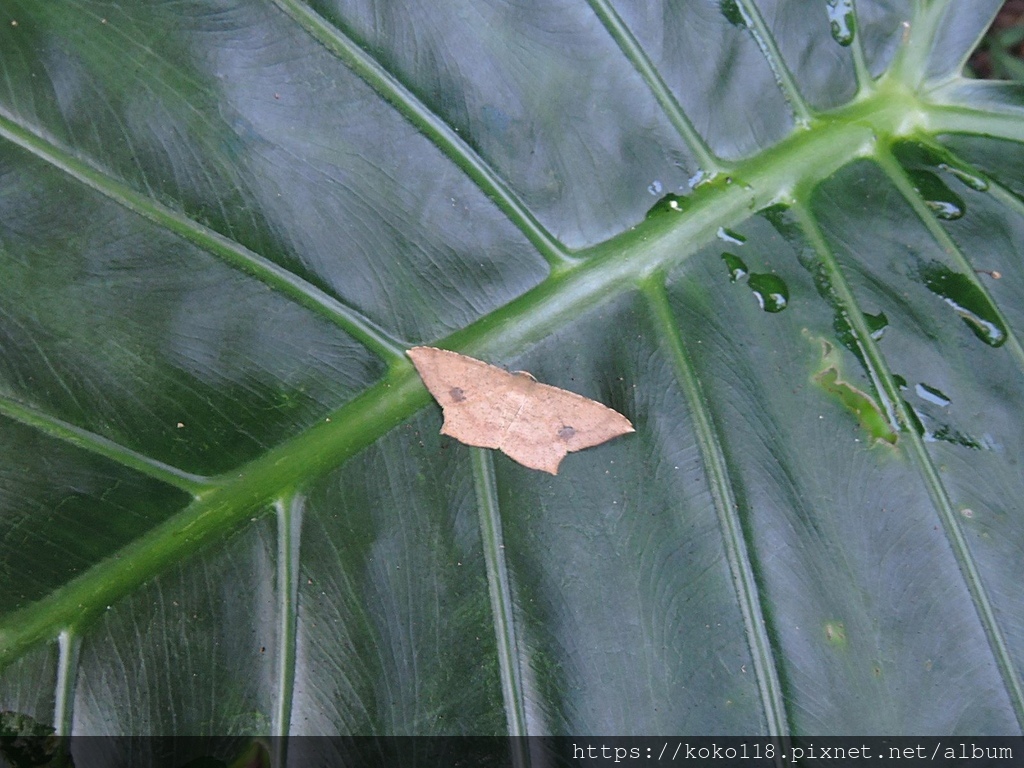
[1, 0, 1023, 739]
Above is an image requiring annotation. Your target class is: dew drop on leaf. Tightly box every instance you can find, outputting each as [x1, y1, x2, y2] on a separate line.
[940, 163, 989, 192]
[722, 252, 749, 283]
[906, 169, 965, 220]
[748, 273, 789, 313]
[826, 0, 856, 46]
[915, 382, 951, 408]
[919, 261, 1007, 347]
[892, 140, 989, 192]
[720, 0, 747, 28]
[645, 192, 688, 218]
[716, 226, 747, 245]
[758, 203, 802, 241]
[864, 310, 888, 340]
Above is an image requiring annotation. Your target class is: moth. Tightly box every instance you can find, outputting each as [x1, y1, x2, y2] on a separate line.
[408, 346, 634, 475]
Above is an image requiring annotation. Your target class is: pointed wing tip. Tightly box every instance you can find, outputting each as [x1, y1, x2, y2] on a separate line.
[406, 345, 435, 362]
[609, 412, 635, 437]
[406, 345, 424, 366]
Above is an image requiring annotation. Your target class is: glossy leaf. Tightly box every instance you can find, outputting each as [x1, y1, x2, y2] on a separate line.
[1, 0, 1023, 740]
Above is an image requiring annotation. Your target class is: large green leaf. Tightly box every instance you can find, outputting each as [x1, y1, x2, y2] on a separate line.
[1, 0, 1023, 739]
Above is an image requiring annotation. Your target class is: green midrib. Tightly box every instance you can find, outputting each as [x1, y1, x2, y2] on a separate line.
[0, 86, 1008, 676]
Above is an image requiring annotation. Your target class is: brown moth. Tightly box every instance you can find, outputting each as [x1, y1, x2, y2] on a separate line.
[408, 346, 634, 475]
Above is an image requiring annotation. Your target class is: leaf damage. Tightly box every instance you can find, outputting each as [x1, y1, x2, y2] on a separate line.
[807, 334, 899, 446]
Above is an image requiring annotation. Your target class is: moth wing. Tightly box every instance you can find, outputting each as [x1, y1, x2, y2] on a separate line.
[409, 346, 634, 475]
[407, 346, 510, 450]
[499, 381, 634, 474]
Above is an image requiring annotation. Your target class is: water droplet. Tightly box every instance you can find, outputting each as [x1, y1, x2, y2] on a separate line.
[722, 252, 749, 282]
[907, 402, 985, 448]
[906, 169, 965, 220]
[688, 169, 709, 188]
[720, 0, 747, 27]
[808, 263, 866, 361]
[646, 192, 688, 218]
[915, 382, 951, 407]
[980, 433, 1002, 451]
[891, 141, 938, 167]
[939, 163, 988, 192]
[758, 204, 801, 241]
[826, 0, 856, 45]
[864, 311, 888, 340]
[903, 402, 926, 436]
[926, 421, 982, 449]
[748, 273, 789, 313]
[647, 180, 663, 196]
[716, 227, 746, 245]
[919, 261, 1007, 347]
[892, 374, 908, 389]
[893, 140, 989, 195]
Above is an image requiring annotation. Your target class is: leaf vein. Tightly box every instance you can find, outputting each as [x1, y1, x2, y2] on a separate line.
[643, 278, 789, 737]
